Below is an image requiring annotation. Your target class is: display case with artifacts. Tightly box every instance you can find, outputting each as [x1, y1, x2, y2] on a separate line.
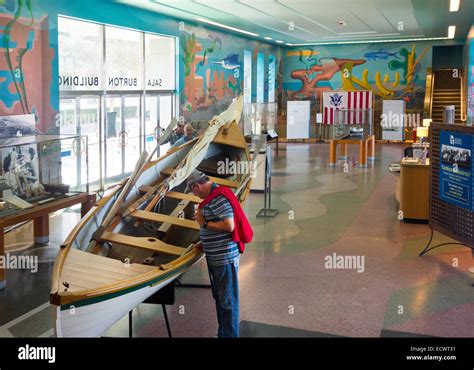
[332, 108, 373, 140]
[243, 102, 278, 137]
[0, 135, 89, 215]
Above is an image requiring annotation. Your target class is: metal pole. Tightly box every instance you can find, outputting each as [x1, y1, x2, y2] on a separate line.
[264, 153, 268, 217]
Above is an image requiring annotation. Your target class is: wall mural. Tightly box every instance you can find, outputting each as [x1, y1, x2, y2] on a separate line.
[180, 24, 279, 122]
[181, 25, 239, 121]
[0, 0, 57, 133]
[282, 42, 432, 112]
[1, 0, 280, 130]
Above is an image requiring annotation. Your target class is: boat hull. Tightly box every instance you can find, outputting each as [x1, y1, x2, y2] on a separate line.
[53, 255, 204, 337]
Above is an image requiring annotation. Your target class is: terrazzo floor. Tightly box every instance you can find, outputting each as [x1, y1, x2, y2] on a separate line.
[1, 142, 473, 338]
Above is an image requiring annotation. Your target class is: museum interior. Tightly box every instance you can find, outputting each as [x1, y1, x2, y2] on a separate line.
[0, 0, 473, 339]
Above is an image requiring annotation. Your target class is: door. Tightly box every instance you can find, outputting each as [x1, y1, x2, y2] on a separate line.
[59, 95, 100, 191]
[144, 94, 174, 157]
[123, 95, 141, 175]
[104, 95, 123, 186]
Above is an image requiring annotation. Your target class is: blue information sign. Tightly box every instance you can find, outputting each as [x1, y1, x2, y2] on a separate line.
[439, 130, 473, 210]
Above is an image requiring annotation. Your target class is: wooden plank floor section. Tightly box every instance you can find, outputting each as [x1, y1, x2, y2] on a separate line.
[101, 231, 186, 256]
[130, 210, 200, 231]
[60, 248, 154, 292]
[161, 167, 239, 188]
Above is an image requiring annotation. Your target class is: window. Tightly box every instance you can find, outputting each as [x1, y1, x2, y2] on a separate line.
[58, 16, 177, 190]
[105, 26, 143, 90]
[58, 17, 102, 91]
[145, 34, 176, 90]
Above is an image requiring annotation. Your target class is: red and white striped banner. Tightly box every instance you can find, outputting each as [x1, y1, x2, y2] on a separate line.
[322, 91, 372, 125]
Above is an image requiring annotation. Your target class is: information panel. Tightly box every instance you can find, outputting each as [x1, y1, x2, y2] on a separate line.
[287, 101, 310, 139]
[439, 130, 473, 210]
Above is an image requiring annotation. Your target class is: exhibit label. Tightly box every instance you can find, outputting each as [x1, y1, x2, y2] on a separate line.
[439, 130, 473, 210]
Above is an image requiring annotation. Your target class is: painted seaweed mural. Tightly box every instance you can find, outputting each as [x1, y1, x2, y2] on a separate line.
[2, 0, 34, 115]
[195, 35, 221, 73]
[181, 32, 196, 77]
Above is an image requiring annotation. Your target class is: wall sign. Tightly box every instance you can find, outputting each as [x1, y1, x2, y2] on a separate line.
[439, 130, 473, 210]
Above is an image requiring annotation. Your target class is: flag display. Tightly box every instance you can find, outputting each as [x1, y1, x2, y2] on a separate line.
[322, 91, 372, 125]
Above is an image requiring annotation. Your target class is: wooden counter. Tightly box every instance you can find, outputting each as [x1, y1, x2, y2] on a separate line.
[399, 158, 430, 221]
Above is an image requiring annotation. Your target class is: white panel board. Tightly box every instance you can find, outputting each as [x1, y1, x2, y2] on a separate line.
[382, 100, 405, 141]
[287, 101, 310, 139]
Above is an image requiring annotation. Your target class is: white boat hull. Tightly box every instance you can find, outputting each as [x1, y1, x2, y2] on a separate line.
[53, 257, 203, 337]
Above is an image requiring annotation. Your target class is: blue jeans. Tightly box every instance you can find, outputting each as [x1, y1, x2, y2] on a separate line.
[207, 258, 240, 338]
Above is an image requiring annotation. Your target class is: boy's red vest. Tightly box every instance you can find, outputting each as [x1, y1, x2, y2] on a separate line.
[198, 186, 253, 253]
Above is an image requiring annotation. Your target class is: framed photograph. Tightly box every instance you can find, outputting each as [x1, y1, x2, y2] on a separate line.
[0, 114, 36, 139]
[1, 143, 40, 198]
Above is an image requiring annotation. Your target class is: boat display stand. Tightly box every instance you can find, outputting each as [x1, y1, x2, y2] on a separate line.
[257, 144, 278, 218]
[128, 281, 175, 338]
[328, 135, 375, 168]
[175, 279, 211, 289]
[127, 277, 212, 338]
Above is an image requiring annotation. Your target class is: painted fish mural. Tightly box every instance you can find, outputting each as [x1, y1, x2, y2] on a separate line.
[364, 48, 400, 61]
[211, 53, 240, 70]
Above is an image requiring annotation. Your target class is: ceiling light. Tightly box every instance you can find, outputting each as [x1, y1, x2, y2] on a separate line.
[448, 25, 456, 39]
[196, 17, 259, 37]
[449, 0, 460, 11]
[285, 43, 294, 46]
[275, 40, 284, 44]
[264, 36, 272, 40]
[291, 36, 450, 46]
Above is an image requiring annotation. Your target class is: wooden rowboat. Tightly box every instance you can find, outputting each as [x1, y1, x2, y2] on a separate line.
[50, 97, 251, 337]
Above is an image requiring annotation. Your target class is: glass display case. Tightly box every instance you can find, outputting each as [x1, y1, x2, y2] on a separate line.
[0, 135, 89, 208]
[243, 102, 278, 136]
[332, 108, 373, 140]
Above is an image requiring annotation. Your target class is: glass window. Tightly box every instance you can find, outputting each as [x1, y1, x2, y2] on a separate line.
[105, 26, 143, 90]
[58, 17, 102, 91]
[59, 98, 77, 134]
[58, 16, 177, 191]
[145, 34, 176, 90]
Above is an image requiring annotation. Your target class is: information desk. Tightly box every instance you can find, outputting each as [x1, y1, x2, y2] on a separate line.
[0, 192, 96, 289]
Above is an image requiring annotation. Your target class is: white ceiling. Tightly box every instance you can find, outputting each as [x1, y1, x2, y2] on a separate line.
[118, 0, 471, 45]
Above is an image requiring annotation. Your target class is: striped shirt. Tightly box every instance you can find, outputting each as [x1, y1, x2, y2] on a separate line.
[200, 188, 239, 266]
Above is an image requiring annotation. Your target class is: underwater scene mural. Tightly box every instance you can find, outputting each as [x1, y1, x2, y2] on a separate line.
[179, 23, 279, 122]
[0, 0, 57, 133]
[282, 42, 433, 112]
[1, 0, 280, 132]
